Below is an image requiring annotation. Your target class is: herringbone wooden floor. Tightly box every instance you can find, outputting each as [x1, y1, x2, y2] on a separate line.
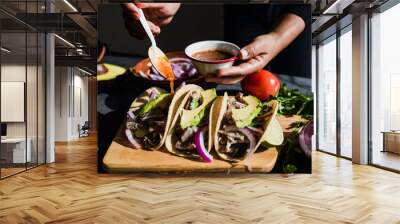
[1, 135, 400, 224]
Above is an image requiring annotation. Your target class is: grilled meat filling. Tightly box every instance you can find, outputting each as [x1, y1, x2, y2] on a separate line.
[126, 89, 169, 149]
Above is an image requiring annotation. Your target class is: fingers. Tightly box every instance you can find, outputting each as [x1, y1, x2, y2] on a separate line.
[135, 3, 168, 9]
[141, 3, 180, 26]
[205, 53, 270, 84]
[145, 10, 174, 26]
[123, 12, 160, 39]
[146, 20, 161, 35]
[214, 34, 276, 84]
[203, 51, 270, 85]
[122, 2, 179, 39]
[136, 3, 180, 14]
[219, 54, 269, 77]
[239, 35, 273, 60]
[123, 3, 140, 19]
[240, 40, 263, 60]
[156, 16, 173, 26]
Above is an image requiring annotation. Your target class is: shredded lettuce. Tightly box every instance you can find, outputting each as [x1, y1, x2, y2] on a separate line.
[189, 99, 199, 110]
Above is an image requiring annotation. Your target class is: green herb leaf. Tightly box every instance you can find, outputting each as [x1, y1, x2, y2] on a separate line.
[283, 164, 298, 173]
[273, 84, 313, 116]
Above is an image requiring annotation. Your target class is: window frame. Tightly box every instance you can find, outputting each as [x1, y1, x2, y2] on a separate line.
[0, 0, 47, 180]
[315, 23, 353, 161]
[367, 0, 400, 173]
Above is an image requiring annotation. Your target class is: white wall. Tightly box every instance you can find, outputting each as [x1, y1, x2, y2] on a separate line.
[54, 67, 89, 141]
[1, 65, 38, 138]
[1, 63, 46, 163]
[1, 65, 26, 139]
[77, 71, 89, 139]
[55, 66, 70, 141]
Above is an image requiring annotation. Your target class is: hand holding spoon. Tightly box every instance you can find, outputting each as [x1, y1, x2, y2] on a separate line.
[137, 8, 175, 93]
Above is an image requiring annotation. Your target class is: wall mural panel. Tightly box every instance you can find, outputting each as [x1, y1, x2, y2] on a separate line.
[97, 3, 313, 174]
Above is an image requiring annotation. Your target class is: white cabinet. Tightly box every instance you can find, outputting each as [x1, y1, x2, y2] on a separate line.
[1, 138, 32, 163]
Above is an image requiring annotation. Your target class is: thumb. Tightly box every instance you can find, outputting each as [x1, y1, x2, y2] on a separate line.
[123, 3, 140, 12]
[122, 3, 140, 19]
[239, 38, 265, 60]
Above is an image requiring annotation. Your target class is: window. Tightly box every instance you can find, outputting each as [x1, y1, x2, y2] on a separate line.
[317, 36, 337, 154]
[1, 15, 28, 178]
[0, 1, 46, 179]
[339, 28, 352, 158]
[370, 3, 400, 171]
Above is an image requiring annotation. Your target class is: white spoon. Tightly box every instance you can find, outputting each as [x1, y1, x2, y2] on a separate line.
[137, 8, 175, 91]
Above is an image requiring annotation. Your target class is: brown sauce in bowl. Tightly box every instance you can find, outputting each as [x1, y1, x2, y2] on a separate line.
[192, 50, 233, 61]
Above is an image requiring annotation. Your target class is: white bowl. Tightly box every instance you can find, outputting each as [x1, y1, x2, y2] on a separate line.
[185, 40, 240, 76]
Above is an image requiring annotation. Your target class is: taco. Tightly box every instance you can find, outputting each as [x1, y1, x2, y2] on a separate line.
[213, 92, 283, 163]
[165, 85, 217, 161]
[125, 85, 194, 150]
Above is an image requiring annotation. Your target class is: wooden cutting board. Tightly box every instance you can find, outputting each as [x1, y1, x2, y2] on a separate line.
[103, 115, 303, 173]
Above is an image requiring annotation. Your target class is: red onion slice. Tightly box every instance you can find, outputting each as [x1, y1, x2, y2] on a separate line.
[239, 128, 257, 171]
[149, 88, 159, 100]
[237, 128, 256, 154]
[246, 126, 264, 136]
[125, 129, 142, 149]
[194, 128, 213, 163]
[141, 57, 197, 81]
[223, 126, 257, 149]
[169, 57, 192, 64]
[299, 119, 313, 158]
[139, 71, 148, 79]
[171, 64, 185, 78]
[188, 67, 197, 77]
[127, 111, 135, 120]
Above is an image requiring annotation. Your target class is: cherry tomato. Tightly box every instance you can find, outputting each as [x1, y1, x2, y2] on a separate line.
[241, 70, 280, 101]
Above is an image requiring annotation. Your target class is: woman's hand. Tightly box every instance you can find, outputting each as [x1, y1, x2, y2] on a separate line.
[205, 33, 278, 85]
[122, 3, 180, 39]
[205, 13, 305, 85]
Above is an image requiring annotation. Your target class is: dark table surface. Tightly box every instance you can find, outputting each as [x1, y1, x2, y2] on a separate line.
[97, 55, 143, 173]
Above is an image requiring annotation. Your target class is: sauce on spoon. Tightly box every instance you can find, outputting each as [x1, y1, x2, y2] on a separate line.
[154, 55, 175, 93]
[137, 8, 175, 93]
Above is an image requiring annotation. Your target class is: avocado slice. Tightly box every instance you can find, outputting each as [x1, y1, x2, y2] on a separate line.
[180, 89, 217, 129]
[139, 93, 170, 117]
[97, 63, 126, 81]
[232, 95, 261, 128]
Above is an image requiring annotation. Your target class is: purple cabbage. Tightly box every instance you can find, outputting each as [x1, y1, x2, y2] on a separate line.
[144, 57, 198, 81]
[299, 119, 313, 158]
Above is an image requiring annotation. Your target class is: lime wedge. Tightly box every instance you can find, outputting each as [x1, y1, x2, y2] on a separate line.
[261, 117, 284, 146]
